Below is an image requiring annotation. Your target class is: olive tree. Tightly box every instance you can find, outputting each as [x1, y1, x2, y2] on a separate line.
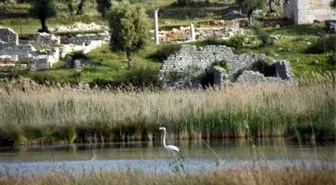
[330, 0, 336, 8]
[108, 3, 151, 68]
[236, 0, 266, 23]
[77, 0, 86, 15]
[30, 0, 57, 33]
[96, 0, 111, 18]
[267, 0, 281, 13]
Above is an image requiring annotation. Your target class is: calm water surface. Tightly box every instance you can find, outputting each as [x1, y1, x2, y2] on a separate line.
[0, 139, 334, 175]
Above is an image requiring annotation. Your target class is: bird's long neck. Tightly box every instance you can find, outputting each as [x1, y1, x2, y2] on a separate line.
[162, 130, 167, 148]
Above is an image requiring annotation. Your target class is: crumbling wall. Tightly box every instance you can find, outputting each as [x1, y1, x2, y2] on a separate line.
[160, 45, 294, 89]
[0, 27, 18, 45]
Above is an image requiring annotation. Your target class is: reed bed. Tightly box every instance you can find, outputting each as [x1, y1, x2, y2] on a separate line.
[0, 73, 334, 145]
[0, 165, 334, 185]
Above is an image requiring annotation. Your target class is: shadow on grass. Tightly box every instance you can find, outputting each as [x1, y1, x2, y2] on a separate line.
[270, 24, 325, 36]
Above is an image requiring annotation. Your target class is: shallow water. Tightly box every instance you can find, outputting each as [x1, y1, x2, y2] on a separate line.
[0, 139, 334, 175]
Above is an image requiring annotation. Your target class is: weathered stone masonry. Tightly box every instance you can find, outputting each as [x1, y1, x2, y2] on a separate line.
[284, 0, 336, 24]
[160, 45, 293, 89]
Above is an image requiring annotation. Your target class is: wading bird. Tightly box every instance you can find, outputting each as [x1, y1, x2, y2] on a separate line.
[159, 127, 183, 166]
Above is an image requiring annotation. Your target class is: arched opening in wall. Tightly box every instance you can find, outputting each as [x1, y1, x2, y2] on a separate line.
[251, 60, 276, 77]
[200, 71, 215, 89]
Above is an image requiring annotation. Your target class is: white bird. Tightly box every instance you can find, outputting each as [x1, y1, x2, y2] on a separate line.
[159, 127, 183, 159]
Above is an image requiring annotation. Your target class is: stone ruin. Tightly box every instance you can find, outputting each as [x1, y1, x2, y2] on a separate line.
[284, 0, 336, 24]
[0, 25, 110, 72]
[160, 45, 294, 89]
[153, 19, 244, 43]
[0, 27, 18, 45]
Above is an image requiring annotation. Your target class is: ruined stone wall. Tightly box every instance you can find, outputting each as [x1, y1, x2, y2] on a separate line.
[0, 41, 36, 61]
[284, 0, 336, 24]
[160, 45, 273, 88]
[0, 27, 18, 45]
[28, 32, 61, 47]
[160, 45, 294, 89]
[62, 31, 110, 45]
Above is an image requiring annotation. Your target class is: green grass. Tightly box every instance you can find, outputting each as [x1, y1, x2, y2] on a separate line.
[0, 0, 231, 34]
[26, 44, 161, 84]
[233, 36, 335, 77]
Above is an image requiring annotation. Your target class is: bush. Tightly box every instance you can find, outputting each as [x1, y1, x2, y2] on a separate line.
[330, 0, 336, 8]
[307, 35, 336, 54]
[250, 24, 274, 47]
[124, 66, 162, 88]
[328, 54, 336, 65]
[148, 44, 182, 62]
[213, 59, 229, 72]
[176, 0, 209, 6]
[227, 34, 246, 48]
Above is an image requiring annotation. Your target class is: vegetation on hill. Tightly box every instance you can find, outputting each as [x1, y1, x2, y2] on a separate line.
[0, 0, 334, 86]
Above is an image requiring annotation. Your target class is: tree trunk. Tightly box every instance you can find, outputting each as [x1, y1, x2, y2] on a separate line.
[126, 48, 133, 69]
[268, 0, 274, 13]
[40, 17, 49, 33]
[247, 9, 254, 24]
[77, 0, 84, 15]
[68, 2, 74, 15]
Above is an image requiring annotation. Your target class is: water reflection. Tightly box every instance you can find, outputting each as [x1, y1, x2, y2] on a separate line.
[0, 138, 334, 162]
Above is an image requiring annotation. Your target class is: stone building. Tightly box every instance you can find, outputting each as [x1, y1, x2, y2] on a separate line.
[284, 0, 336, 24]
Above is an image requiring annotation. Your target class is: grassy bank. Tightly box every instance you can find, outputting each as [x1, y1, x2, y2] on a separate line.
[0, 73, 334, 146]
[0, 165, 334, 185]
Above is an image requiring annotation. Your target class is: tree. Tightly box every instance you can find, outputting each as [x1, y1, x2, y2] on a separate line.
[236, 0, 266, 23]
[108, 3, 151, 68]
[96, 0, 111, 18]
[267, 0, 281, 13]
[30, 0, 57, 33]
[67, 0, 74, 15]
[77, 0, 86, 15]
[330, 0, 336, 8]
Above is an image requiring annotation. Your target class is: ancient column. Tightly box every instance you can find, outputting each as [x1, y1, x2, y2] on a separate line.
[190, 23, 195, 41]
[154, 9, 159, 44]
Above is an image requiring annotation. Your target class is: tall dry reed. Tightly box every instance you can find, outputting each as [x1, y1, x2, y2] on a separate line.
[0, 165, 334, 185]
[0, 73, 334, 144]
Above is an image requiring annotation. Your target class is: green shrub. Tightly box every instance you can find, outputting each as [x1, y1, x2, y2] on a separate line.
[213, 59, 229, 72]
[124, 66, 162, 88]
[328, 54, 336, 65]
[148, 44, 182, 62]
[250, 24, 274, 47]
[227, 34, 246, 48]
[176, 0, 209, 6]
[307, 35, 336, 54]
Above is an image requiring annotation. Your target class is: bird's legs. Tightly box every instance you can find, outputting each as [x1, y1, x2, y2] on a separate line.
[169, 152, 181, 167]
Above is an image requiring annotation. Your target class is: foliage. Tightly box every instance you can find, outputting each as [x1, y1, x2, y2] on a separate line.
[266, 0, 281, 12]
[236, 0, 266, 23]
[306, 35, 336, 54]
[213, 59, 228, 72]
[124, 66, 162, 88]
[175, 0, 209, 6]
[108, 3, 151, 52]
[328, 54, 336, 65]
[330, 0, 336, 8]
[30, 0, 57, 32]
[108, 2, 151, 68]
[96, 0, 111, 18]
[227, 34, 246, 48]
[148, 44, 182, 62]
[250, 23, 273, 47]
[77, 0, 86, 15]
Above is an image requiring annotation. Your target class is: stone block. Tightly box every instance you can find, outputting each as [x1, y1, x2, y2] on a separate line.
[0, 27, 18, 45]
